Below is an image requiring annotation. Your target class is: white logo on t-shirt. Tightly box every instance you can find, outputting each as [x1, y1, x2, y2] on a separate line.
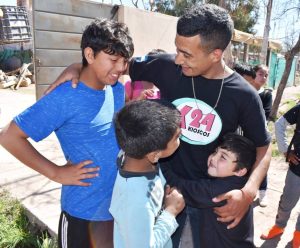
[173, 98, 222, 145]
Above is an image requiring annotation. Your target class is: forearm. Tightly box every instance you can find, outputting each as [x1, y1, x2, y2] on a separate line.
[177, 179, 218, 208]
[243, 144, 271, 198]
[275, 116, 289, 153]
[152, 210, 178, 247]
[162, 164, 225, 208]
[0, 122, 58, 179]
[70, 62, 82, 72]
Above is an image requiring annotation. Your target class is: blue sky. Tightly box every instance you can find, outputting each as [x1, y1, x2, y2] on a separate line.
[2, 0, 299, 45]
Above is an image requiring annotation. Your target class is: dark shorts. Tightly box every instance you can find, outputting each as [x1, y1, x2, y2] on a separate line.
[58, 211, 113, 248]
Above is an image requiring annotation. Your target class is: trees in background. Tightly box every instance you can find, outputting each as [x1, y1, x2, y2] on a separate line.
[151, 0, 259, 34]
[269, 0, 300, 120]
[260, 0, 273, 64]
[270, 34, 300, 120]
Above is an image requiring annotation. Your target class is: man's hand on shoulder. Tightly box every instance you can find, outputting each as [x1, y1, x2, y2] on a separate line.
[212, 188, 254, 229]
[44, 63, 82, 95]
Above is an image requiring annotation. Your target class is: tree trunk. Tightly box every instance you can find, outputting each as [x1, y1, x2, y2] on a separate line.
[218, 0, 226, 8]
[224, 41, 234, 68]
[260, 0, 273, 64]
[269, 34, 300, 121]
[243, 43, 249, 63]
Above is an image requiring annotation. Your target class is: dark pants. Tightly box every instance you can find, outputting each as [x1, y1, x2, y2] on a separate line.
[58, 211, 113, 248]
[259, 176, 268, 190]
[172, 206, 201, 248]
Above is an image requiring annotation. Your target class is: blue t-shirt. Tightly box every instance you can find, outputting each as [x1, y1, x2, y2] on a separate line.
[14, 81, 124, 221]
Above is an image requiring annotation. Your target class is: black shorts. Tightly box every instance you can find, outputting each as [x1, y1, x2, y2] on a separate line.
[58, 211, 113, 248]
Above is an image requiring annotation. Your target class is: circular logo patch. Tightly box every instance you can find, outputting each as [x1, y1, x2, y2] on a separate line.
[173, 98, 222, 145]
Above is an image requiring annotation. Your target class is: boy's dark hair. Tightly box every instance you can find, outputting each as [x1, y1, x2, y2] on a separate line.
[177, 4, 234, 52]
[219, 133, 256, 174]
[81, 18, 134, 67]
[233, 63, 256, 79]
[253, 64, 268, 73]
[114, 100, 181, 159]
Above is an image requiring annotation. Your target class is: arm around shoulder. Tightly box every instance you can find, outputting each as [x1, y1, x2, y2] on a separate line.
[44, 63, 83, 95]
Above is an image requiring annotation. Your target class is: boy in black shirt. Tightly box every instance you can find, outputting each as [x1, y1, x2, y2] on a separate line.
[165, 133, 256, 247]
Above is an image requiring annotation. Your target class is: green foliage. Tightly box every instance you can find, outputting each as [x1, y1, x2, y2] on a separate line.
[279, 99, 298, 116]
[153, 0, 259, 33]
[0, 190, 57, 248]
[154, 0, 199, 17]
[224, 0, 259, 33]
[36, 233, 58, 248]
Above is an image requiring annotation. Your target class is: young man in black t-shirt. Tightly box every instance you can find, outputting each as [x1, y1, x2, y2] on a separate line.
[129, 4, 271, 247]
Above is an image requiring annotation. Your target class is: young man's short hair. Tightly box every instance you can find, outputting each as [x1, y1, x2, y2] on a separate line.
[177, 4, 234, 52]
[220, 133, 256, 173]
[81, 18, 134, 67]
[114, 100, 181, 159]
[233, 63, 256, 79]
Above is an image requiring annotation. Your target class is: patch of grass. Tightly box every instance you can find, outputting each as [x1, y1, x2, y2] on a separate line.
[0, 189, 57, 248]
[271, 141, 281, 157]
[279, 99, 298, 116]
[267, 122, 280, 158]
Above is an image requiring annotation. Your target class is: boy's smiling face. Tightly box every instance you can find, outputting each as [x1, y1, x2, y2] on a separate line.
[207, 148, 239, 177]
[83, 49, 128, 89]
[91, 51, 128, 84]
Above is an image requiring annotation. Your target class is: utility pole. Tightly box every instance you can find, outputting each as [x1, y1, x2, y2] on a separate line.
[260, 0, 273, 65]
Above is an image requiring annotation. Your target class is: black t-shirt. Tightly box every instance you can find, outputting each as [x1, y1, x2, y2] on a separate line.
[130, 54, 266, 248]
[130, 54, 271, 180]
[283, 104, 300, 176]
[259, 88, 273, 120]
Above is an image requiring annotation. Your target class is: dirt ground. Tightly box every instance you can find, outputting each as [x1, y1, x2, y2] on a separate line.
[253, 84, 300, 248]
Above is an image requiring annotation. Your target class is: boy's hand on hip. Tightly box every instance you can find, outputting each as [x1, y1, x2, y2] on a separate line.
[212, 189, 251, 229]
[53, 160, 100, 186]
[164, 185, 185, 217]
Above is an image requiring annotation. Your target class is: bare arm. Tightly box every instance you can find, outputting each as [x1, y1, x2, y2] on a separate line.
[45, 60, 131, 95]
[244, 144, 271, 196]
[44, 63, 83, 95]
[213, 144, 271, 229]
[0, 121, 99, 186]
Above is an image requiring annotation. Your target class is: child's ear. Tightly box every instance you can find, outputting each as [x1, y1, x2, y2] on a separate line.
[84, 47, 95, 64]
[146, 151, 161, 164]
[234, 168, 247, 177]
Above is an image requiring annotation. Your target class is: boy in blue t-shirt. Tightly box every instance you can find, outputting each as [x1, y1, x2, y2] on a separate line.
[0, 19, 134, 248]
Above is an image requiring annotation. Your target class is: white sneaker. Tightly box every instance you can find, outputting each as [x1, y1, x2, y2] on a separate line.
[259, 190, 268, 207]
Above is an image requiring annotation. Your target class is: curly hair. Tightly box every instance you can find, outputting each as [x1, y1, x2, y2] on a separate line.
[81, 18, 134, 67]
